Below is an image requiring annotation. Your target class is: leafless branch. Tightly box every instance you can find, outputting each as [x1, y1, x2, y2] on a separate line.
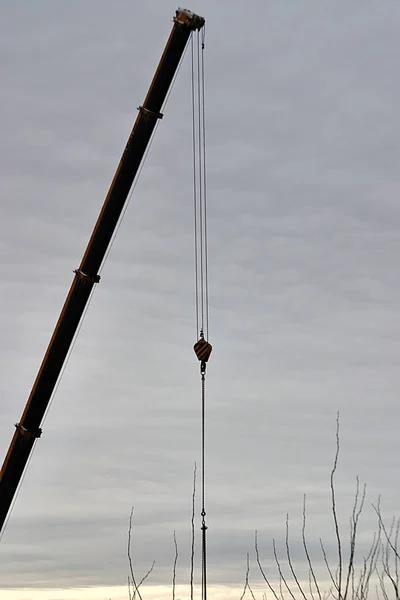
[136, 561, 155, 590]
[273, 538, 296, 600]
[240, 553, 257, 600]
[320, 537, 339, 595]
[331, 412, 342, 599]
[255, 531, 281, 600]
[381, 534, 400, 600]
[278, 571, 284, 600]
[395, 519, 400, 588]
[323, 588, 335, 600]
[172, 530, 178, 600]
[303, 495, 322, 600]
[308, 567, 316, 600]
[127, 507, 155, 600]
[285, 513, 308, 600]
[343, 477, 366, 599]
[128, 575, 132, 600]
[373, 503, 400, 562]
[373, 501, 400, 600]
[357, 524, 381, 600]
[128, 507, 142, 600]
[377, 567, 390, 600]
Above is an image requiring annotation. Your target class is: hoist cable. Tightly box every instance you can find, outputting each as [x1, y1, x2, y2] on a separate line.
[191, 28, 210, 600]
[191, 35, 200, 337]
[200, 26, 209, 341]
[192, 28, 209, 340]
[201, 373, 206, 531]
[201, 371, 208, 600]
[197, 31, 205, 336]
[201, 26, 209, 339]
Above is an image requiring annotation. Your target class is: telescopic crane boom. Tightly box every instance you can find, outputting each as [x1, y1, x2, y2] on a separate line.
[0, 8, 205, 534]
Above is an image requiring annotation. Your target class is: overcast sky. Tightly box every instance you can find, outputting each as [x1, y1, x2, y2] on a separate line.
[1, 2, 400, 599]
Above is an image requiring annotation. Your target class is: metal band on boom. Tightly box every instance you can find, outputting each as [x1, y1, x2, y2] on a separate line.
[15, 424, 42, 440]
[73, 269, 101, 284]
[138, 106, 164, 121]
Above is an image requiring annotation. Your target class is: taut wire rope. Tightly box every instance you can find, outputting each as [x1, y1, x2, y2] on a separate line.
[191, 27, 211, 600]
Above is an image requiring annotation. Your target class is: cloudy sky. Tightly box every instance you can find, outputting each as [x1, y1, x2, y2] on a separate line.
[1, 1, 400, 599]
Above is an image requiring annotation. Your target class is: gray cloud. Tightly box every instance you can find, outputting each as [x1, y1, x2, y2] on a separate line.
[1, 0, 400, 596]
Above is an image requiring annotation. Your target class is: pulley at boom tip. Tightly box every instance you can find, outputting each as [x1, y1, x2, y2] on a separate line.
[174, 8, 205, 31]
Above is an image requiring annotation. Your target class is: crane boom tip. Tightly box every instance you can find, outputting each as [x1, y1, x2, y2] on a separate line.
[174, 8, 205, 30]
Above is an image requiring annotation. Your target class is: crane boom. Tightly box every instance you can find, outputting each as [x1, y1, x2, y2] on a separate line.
[0, 8, 205, 534]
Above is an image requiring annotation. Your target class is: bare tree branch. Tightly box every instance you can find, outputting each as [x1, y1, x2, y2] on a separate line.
[285, 513, 308, 600]
[373, 502, 400, 600]
[278, 571, 284, 600]
[320, 537, 340, 595]
[303, 495, 322, 600]
[373, 503, 400, 562]
[273, 538, 296, 600]
[308, 567, 316, 600]
[136, 561, 155, 590]
[127, 507, 155, 600]
[343, 477, 366, 600]
[358, 524, 381, 600]
[331, 412, 342, 599]
[240, 553, 257, 600]
[172, 531, 178, 600]
[395, 519, 400, 591]
[381, 533, 400, 600]
[377, 566, 390, 600]
[255, 531, 281, 600]
[128, 507, 142, 600]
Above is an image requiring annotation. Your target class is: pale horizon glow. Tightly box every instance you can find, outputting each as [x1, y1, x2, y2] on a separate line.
[0, 582, 337, 600]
